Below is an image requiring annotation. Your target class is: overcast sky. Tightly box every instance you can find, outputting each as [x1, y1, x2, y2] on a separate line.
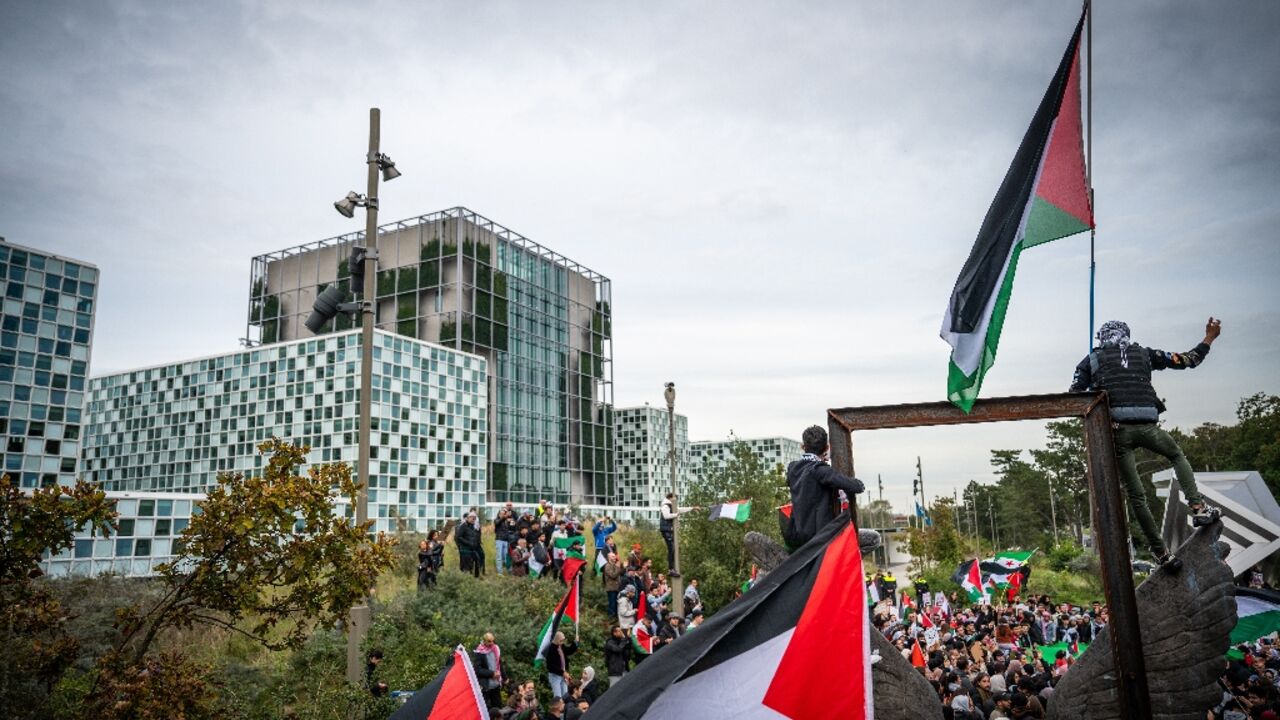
[2, 1, 1277, 512]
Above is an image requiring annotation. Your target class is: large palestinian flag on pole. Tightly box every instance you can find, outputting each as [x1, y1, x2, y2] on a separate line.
[1232, 587, 1280, 646]
[941, 8, 1093, 412]
[388, 645, 486, 720]
[586, 514, 873, 719]
[533, 578, 580, 669]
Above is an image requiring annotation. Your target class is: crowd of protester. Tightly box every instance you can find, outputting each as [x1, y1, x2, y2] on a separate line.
[404, 499, 707, 718]
[408, 502, 1279, 719]
[875, 575, 1280, 720]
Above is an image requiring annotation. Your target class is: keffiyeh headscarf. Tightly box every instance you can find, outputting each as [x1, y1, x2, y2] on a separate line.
[1097, 320, 1132, 368]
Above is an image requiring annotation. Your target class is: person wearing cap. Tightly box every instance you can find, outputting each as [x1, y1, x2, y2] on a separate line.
[617, 585, 637, 630]
[782, 425, 865, 549]
[1070, 317, 1224, 568]
[626, 543, 644, 572]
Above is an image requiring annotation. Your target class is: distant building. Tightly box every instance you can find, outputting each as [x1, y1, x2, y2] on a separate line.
[246, 208, 613, 506]
[0, 239, 99, 489]
[81, 329, 487, 533]
[613, 405, 690, 506]
[41, 491, 201, 578]
[689, 436, 802, 483]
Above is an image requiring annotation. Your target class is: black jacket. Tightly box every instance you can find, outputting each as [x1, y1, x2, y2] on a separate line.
[603, 635, 630, 676]
[456, 522, 481, 553]
[783, 458, 863, 548]
[1070, 342, 1209, 422]
[544, 641, 577, 676]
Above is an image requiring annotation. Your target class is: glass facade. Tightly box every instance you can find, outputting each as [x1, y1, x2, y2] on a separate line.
[81, 329, 487, 533]
[246, 208, 613, 506]
[614, 406, 690, 507]
[0, 239, 97, 489]
[689, 437, 802, 482]
[41, 492, 199, 578]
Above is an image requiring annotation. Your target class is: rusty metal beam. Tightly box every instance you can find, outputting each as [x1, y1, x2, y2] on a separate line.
[827, 391, 1151, 720]
[1083, 399, 1152, 719]
[828, 392, 1101, 432]
[828, 415, 857, 525]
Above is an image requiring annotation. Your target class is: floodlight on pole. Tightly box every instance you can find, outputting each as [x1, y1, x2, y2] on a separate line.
[374, 153, 401, 182]
[334, 191, 370, 218]
[304, 285, 358, 334]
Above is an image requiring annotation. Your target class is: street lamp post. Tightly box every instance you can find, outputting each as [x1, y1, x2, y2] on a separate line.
[341, 107, 397, 684]
[664, 382, 684, 618]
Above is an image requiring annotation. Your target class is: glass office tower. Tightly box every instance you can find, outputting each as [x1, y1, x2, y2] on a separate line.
[0, 239, 98, 489]
[245, 208, 613, 506]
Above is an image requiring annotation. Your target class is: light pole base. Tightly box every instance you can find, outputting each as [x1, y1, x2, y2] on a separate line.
[345, 602, 372, 684]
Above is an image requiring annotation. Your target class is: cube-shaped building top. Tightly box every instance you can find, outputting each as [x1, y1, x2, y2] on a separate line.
[245, 208, 613, 506]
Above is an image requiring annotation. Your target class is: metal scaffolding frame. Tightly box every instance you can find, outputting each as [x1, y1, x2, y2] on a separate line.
[827, 392, 1152, 720]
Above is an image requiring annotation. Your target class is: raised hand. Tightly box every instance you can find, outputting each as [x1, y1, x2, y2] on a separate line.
[1204, 316, 1222, 343]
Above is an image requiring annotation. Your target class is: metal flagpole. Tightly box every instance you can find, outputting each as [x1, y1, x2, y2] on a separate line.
[1087, 0, 1096, 351]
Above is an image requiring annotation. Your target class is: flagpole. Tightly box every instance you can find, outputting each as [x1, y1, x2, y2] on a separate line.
[1086, 0, 1096, 351]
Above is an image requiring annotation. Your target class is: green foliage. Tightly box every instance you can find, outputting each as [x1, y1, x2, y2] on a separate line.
[418, 260, 440, 289]
[0, 475, 116, 718]
[396, 267, 417, 294]
[1173, 392, 1280, 500]
[376, 270, 395, 298]
[114, 439, 398, 664]
[679, 441, 789, 607]
[366, 568, 614, 709]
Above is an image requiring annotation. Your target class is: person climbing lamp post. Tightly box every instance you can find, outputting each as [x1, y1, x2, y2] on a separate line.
[665, 382, 684, 618]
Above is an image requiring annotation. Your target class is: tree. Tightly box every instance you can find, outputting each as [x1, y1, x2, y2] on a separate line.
[678, 442, 789, 607]
[1029, 420, 1089, 544]
[87, 439, 398, 716]
[0, 475, 116, 718]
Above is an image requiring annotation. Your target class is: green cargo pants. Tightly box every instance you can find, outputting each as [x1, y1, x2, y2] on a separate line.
[1114, 422, 1205, 553]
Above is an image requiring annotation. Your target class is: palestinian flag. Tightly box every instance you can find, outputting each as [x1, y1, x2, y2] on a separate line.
[960, 559, 988, 604]
[586, 514, 873, 719]
[911, 638, 927, 669]
[866, 577, 881, 605]
[533, 579, 580, 669]
[707, 499, 752, 523]
[941, 8, 1093, 412]
[528, 552, 546, 577]
[595, 549, 609, 574]
[563, 547, 587, 586]
[1232, 588, 1280, 646]
[388, 645, 485, 720]
[899, 589, 916, 620]
[632, 622, 655, 655]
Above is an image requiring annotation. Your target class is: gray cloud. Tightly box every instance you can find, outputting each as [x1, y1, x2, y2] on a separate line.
[2, 0, 1276, 505]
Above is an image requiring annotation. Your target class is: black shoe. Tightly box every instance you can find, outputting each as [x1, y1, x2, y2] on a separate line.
[1154, 552, 1183, 572]
[1191, 504, 1222, 527]
[668, 570, 681, 578]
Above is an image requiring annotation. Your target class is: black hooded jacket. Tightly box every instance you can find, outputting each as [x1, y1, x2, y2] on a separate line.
[783, 457, 863, 548]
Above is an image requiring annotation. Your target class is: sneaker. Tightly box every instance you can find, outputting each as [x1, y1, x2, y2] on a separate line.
[870, 649, 882, 666]
[668, 570, 681, 578]
[1190, 503, 1222, 527]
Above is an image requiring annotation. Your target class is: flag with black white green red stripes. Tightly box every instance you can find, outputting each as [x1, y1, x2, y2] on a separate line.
[707, 499, 752, 523]
[941, 8, 1093, 412]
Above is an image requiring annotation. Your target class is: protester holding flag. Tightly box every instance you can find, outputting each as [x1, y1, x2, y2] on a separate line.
[543, 631, 578, 700]
[603, 625, 631, 686]
[781, 425, 865, 551]
[591, 514, 617, 573]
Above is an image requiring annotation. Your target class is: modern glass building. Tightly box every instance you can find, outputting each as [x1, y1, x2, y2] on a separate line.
[81, 329, 487, 533]
[689, 436, 802, 483]
[0, 239, 98, 489]
[41, 491, 200, 578]
[613, 405, 690, 507]
[245, 207, 613, 506]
